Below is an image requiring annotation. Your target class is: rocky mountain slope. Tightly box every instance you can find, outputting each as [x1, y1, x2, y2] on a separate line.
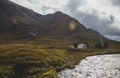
[0, 0, 107, 42]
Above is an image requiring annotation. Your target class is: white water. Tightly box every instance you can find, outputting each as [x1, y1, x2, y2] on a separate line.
[58, 54, 120, 78]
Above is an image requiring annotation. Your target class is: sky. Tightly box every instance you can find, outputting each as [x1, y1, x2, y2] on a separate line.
[10, 0, 120, 41]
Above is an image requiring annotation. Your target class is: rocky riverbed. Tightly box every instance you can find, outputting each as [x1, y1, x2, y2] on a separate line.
[58, 54, 120, 78]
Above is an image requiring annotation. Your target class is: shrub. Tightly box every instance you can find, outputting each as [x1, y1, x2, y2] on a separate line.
[95, 41, 108, 48]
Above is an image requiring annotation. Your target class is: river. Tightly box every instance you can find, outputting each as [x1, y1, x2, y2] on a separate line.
[58, 54, 120, 78]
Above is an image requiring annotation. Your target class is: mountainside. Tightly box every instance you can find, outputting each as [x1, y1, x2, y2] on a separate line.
[0, 0, 43, 34]
[0, 0, 112, 44]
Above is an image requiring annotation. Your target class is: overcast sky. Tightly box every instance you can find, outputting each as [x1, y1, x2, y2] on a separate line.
[10, 0, 120, 41]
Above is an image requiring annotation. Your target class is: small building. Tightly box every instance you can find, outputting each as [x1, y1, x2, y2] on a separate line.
[70, 43, 87, 49]
[77, 44, 87, 49]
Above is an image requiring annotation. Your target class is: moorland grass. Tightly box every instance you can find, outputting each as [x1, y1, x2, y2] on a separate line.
[0, 39, 120, 78]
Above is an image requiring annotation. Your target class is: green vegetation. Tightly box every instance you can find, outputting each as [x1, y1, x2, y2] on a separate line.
[0, 38, 120, 78]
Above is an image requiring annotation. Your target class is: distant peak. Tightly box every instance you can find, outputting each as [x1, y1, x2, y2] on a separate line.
[54, 11, 64, 15]
[53, 11, 70, 17]
[55, 11, 62, 13]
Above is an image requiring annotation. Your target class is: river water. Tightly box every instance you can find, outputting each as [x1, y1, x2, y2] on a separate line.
[58, 54, 120, 78]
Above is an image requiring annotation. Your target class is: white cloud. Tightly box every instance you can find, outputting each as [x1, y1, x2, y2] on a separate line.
[78, 0, 120, 29]
[10, 0, 68, 14]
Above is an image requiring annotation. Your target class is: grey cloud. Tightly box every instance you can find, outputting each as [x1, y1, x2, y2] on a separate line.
[79, 12, 120, 38]
[66, 0, 85, 14]
[106, 28, 120, 36]
[110, 0, 120, 6]
[28, 0, 39, 4]
[105, 35, 120, 42]
[109, 15, 114, 24]
[81, 13, 120, 41]
[28, 0, 32, 3]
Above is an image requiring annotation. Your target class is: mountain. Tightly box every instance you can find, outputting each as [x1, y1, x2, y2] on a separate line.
[0, 0, 43, 34]
[0, 0, 114, 45]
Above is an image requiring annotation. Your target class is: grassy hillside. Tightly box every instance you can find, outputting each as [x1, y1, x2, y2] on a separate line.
[0, 38, 120, 78]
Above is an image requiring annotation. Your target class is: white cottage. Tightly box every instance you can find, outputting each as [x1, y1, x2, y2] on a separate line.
[70, 43, 87, 49]
[77, 44, 87, 49]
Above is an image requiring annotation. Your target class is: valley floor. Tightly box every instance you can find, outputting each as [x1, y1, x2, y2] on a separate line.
[0, 39, 120, 78]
